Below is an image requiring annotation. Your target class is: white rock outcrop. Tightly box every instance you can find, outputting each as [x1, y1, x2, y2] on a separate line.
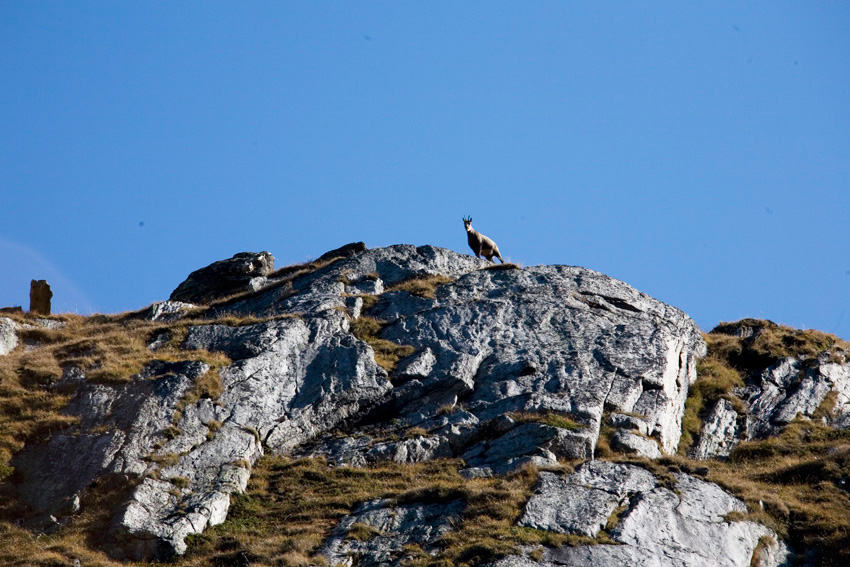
[12, 244, 719, 560]
[0, 317, 17, 356]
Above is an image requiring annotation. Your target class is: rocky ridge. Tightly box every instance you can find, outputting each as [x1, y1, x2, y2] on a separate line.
[1, 244, 801, 566]
[689, 320, 850, 460]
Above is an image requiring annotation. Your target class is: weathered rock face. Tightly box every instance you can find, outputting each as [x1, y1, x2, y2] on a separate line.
[169, 251, 275, 305]
[689, 398, 741, 460]
[13, 244, 715, 560]
[0, 317, 17, 356]
[740, 356, 850, 437]
[319, 498, 465, 567]
[689, 321, 850, 459]
[519, 461, 657, 537]
[491, 465, 788, 567]
[15, 312, 390, 559]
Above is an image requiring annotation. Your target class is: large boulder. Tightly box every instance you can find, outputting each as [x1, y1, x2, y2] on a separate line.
[495, 462, 789, 567]
[169, 251, 275, 305]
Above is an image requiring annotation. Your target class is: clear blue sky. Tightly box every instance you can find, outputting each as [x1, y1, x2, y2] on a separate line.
[2, 3, 849, 339]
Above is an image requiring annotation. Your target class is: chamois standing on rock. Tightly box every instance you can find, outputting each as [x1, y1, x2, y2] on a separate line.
[463, 216, 504, 263]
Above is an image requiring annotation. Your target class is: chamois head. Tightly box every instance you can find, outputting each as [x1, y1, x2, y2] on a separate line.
[463, 216, 473, 231]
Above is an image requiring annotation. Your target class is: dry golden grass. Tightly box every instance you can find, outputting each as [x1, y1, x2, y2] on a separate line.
[385, 275, 454, 299]
[0, 472, 145, 567]
[180, 457, 563, 567]
[711, 318, 849, 373]
[348, 316, 415, 373]
[675, 320, 850, 564]
[508, 411, 586, 432]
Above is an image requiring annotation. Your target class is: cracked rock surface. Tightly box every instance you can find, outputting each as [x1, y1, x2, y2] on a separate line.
[12, 244, 713, 559]
[497, 462, 789, 567]
[319, 498, 465, 567]
[689, 322, 850, 460]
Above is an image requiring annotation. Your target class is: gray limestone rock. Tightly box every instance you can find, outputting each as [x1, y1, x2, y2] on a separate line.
[609, 429, 662, 459]
[367, 435, 453, 464]
[462, 422, 595, 476]
[519, 462, 657, 537]
[608, 412, 650, 436]
[144, 300, 198, 322]
[319, 497, 465, 567]
[689, 398, 741, 459]
[372, 260, 706, 455]
[14, 361, 209, 525]
[503, 468, 789, 567]
[11, 244, 710, 559]
[14, 311, 390, 559]
[0, 316, 17, 355]
[735, 356, 850, 442]
[169, 251, 275, 305]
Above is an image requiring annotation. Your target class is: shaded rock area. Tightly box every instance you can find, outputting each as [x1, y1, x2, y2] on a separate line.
[740, 356, 850, 437]
[498, 463, 789, 567]
[169, 251, 275, 305]
[315, 241, 367, 263]
[13, 244, 720, 560]
[319, 498, 464, 567]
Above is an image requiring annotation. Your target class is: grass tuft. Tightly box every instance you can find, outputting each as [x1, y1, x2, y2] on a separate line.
[509, 411, 585, 432]
[348, 316, 415, 373]
[385, 275, 454, 299]
[347, 522, 382, 541]
[479, 262, 521, 271]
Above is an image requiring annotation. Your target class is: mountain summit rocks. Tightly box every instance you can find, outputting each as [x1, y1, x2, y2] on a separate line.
[9, 243, 788, 565]
[169, 251, 275, 305]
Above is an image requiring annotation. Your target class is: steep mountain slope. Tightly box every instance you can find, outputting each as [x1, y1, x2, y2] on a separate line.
[1, 244, 846, 566]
